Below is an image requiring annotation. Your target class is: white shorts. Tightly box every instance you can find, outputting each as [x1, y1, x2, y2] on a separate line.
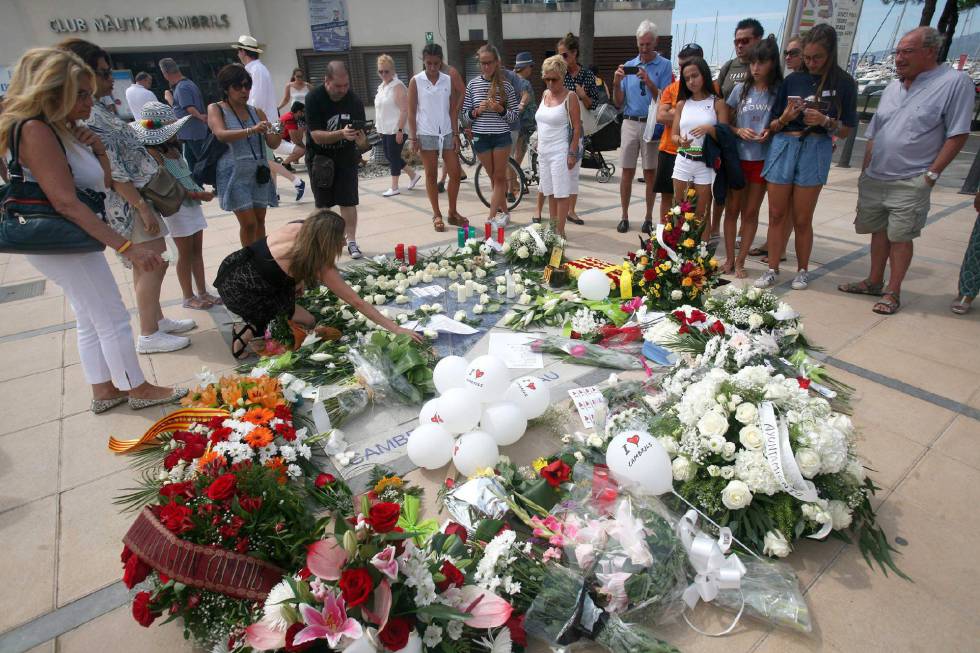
[539, 150, 580, 199]
[274, 141, 296, 157]
[162, 203, 207, 238]
[672, 153, 715, 186]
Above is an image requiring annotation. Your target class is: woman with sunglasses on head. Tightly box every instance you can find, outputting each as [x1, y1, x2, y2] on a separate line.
[0, 48, 186, 413]
[755, 24, 857, 290]
[557, 33, 599, 226]
[463, 44, 519, 229]
[535, 55, 582, 238]
[208, 64, 282, 247]
[59, 38, 197, 355]
[279, 68, 311, 111]
[749, 35, 804, 262]
[723, 37, 783, 278]
[375, 54, 421, 198]
[671, 57, 729, 226]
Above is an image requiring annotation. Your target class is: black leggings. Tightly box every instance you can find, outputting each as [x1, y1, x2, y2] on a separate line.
[381, 133, 406, 177]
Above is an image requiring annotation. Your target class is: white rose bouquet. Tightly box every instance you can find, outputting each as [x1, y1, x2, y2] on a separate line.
[504, 223, 563, 267]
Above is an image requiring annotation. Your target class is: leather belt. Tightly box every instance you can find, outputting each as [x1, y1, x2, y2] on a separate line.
[678, 150, 703, 161]
[623, 115, 647, 122]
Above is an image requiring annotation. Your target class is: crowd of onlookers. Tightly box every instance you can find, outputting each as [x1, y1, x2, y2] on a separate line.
[0, 21, 978, 415]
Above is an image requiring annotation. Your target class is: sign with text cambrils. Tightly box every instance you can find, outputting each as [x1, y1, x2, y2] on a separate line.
[309, 0, 350, 52]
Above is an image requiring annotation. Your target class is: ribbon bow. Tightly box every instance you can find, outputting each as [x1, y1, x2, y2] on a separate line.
[655, 223, 680, 263]
[676, 510, 746, 609]
[397, 494, 439, 546]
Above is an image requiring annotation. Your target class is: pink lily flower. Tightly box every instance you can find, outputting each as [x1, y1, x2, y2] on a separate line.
[293, 594, 363, 648]
[621, 297, 644, 314]
[307, 538, 348, 581]
[360, 579, 392, 629]
[370, 545, 399, 581]
[245, 618, 286, 651]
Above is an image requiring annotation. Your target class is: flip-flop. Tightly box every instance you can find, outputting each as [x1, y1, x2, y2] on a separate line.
[748, 246, 768, 256]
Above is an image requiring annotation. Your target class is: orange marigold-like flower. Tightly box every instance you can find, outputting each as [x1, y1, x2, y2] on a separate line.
[264, 457, 288, 484]
[196, 449, 224, 471]
[182, 385, 218, 408]
[242, 407, 274, 425]
[244, 426, 274, 448]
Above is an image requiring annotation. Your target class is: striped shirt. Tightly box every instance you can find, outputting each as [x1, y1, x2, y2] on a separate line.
[463, 75, 519, 134]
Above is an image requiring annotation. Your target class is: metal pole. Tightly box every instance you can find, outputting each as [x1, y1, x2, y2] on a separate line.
[959, 148, 980, 194]
[837, 128, 858, 168]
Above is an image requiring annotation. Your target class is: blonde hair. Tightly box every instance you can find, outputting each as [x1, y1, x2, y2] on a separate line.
[0, 48, 93, 157]
[288, 209, 347, 287]
[478, 44, 507, 109]
[376, 54, 395, 72]
[541, 55, 567, 80]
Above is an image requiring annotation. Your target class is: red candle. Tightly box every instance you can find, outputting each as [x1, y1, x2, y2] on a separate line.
[394, 243, 405, 260]
[407, 245, 417, 266]
[497, 226, 505, 244]
[484, 221, 492, 240]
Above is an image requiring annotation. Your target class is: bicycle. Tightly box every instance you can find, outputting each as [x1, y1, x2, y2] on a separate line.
[457, 130, 475, 166]
[473, 133, 539, 211]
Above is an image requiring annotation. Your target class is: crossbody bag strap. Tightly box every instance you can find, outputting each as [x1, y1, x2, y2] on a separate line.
[8, 118, 69, 179]
[231, 105, 261, 161]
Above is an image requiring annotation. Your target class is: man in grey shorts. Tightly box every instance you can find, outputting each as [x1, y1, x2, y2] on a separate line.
[409, 43, 467, 231]
[839, 27, 973, 316]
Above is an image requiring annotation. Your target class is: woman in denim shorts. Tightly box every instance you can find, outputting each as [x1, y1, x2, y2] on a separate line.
[756, 24, 857, 291]
[463, 44, 518, 227]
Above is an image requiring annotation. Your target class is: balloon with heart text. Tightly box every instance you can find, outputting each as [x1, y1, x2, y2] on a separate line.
[463, 355, 510, 400]
[436, 387, 481, 433]
[504, 375, 550, 419]
[605, 429, 673, 495]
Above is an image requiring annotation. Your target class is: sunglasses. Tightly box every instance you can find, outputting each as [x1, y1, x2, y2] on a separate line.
[94, 68, 113, 80]
[543, 76, 561, 83]
[560, 52, 571, 59]
[231, 81, 253, 90]
[378, 69, 391, 74]
[784, 49, 801, 57]
[734, 37, 754, 46]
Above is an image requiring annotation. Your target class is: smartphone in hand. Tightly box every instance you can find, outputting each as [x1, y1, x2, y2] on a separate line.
[623, 65, 640, 75]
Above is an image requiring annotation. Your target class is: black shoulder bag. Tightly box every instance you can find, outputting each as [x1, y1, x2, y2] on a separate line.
[191, 103, 230, 188]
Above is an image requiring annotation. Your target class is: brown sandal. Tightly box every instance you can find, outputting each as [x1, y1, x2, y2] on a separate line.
[838, 279, 885, 296]
[432, 215, 446, 232]
[872, 291, 900, 315]
[748, 246, 768, 256]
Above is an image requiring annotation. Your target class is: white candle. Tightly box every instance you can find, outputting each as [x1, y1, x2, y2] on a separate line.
[457, 285, 466, 303]
[505, 269, 515, 299]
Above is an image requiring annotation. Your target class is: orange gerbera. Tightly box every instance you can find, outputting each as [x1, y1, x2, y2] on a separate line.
[244, 426, 274, 448]
[196, 449, 224, 471]
[264, 457, 288, 484]
[242, 407, 274, 425]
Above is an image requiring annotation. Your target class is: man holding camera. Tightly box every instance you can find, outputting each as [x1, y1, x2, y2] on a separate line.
[305, 61, 369, 259]
[613, 19, 673, 234]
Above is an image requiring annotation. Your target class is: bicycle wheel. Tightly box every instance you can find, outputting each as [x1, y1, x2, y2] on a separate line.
[474, 158, 526, 211]
[458, 134, 476, 166]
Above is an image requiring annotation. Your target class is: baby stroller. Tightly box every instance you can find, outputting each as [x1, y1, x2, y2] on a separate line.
[581, 104, 619, 182]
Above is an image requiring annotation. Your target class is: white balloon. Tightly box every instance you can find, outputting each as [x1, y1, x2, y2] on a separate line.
[480, 401, 528, 446]
[504, 376, 551, 419]
[452, 430, 499, 477]
[433, 355, 469, 394]
[463, 355, 510, 400]
[418, 398, 445, 427]
[436, 387, 481, 433]
[605, 429, 673, 495]
[407, 423, 454, 469]
[578, 268, 611, 301]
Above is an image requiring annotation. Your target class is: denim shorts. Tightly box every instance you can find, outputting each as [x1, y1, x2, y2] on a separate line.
[418, 134, 454, 151]
[472, 131, 512, 154]
[762, 132, 833, 187]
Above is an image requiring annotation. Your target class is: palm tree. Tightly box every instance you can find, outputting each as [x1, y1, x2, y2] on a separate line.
[579, 0, 596, 67]
[487, 0, 504, 53]
[443, 0, 462, 70]
[919, 0, 939, 25]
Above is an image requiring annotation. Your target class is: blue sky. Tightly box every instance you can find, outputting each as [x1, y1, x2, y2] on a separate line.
[670, 0, 980, 63]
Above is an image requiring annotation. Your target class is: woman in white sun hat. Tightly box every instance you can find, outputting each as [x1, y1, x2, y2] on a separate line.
[131, 101, 220, 310]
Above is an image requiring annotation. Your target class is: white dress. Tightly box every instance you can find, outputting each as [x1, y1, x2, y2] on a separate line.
[535, 97, 578, 199]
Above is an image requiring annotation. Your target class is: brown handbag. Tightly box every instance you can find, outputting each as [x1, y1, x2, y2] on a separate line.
[139, 166, 187, 217]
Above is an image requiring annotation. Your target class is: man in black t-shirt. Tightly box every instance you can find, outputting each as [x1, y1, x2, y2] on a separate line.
[305, 61, 368, 258]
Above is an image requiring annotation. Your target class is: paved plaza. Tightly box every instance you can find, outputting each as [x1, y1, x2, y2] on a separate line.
[0, 147, 978, 652]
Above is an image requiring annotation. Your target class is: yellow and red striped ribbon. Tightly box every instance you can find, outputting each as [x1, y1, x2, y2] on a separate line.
[108, 407, 230, 453]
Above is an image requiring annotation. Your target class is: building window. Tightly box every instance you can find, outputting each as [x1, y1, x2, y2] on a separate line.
[297, 45, 413, 105]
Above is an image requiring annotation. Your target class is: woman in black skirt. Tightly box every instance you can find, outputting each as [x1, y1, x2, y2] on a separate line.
[215, 209, 422, 357]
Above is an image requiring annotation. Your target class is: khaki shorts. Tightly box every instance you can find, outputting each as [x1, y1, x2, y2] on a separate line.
[854, 173, 931, 242]
[619, 118, 658, 171]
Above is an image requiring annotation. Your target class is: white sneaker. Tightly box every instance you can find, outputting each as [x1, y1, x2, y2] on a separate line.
[158, 317, 196, 334]
[408, 172, 422, 190]
[137, 331, 190, 354]
[754, 269, 778, 289]
[382, 188, 401, 197]
[490, 212, 508, 230]
[791, 270, 809, 290]
[347, 242, 363, 259]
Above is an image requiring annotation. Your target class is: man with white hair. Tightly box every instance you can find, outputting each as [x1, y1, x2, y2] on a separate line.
[840, 26, 973, 315]
[612, 19, 673, 233]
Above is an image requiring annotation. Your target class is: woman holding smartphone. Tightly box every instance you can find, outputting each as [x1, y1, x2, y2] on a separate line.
[755, 24, 857, 290]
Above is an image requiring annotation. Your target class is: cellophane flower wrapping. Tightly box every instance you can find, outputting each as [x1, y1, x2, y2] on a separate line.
[530, 335, 645, 370]
[712, 557, 812, 634]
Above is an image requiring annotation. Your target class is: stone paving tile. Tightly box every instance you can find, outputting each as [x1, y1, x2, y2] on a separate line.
[0, 295, 65, 338]
[56, 605, 195, 653]
[0, 332, 63, 383]
[0, 421, 60, 512]
[0, 496, 57, 632]
[934, 415, 980, 472]
[0, 370, 62, 437]
[893, 450, 980, 536]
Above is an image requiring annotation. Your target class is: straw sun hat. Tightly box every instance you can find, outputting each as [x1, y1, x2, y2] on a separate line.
[129, 101, 191, 145]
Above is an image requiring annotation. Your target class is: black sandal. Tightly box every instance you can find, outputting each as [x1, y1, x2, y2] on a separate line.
[231, 323, 258, 359]
[567, 213, 585, 225]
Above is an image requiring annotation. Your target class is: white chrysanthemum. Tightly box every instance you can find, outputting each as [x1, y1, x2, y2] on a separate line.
[828, 500, 853, 530]
[262, 580, 296, 630]
[423, 625, 444, 648]
[734, 449, 781, 495]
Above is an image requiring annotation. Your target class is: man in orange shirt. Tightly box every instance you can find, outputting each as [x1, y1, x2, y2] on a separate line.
[649, 43, 703, 232]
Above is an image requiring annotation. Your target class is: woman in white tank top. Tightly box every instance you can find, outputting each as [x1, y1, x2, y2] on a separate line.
[409, 43, 466, 232]
[375, 54, 419, 197]
[279, 68, 312, 111]
[671, 57, 729, 227]
[534, 55, 581, 238]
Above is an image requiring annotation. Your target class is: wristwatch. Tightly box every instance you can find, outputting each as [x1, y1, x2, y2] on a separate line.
[925, 170, 940, 182]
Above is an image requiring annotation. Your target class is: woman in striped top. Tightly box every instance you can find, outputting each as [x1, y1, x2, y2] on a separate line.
[464, 44, 519, 225]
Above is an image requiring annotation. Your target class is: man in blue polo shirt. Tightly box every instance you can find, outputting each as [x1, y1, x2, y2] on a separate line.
[613, 19, 673, 233]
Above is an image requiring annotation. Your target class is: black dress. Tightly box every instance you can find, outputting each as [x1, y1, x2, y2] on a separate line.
[214, 237, 296, 334]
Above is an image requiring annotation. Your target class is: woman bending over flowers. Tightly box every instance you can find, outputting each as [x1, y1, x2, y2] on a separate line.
[215, 209, 423, 357]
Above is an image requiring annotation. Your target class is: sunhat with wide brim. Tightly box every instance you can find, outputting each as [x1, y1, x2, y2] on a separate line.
[232, 35, 263, 54]
[129, 101, 192, 145]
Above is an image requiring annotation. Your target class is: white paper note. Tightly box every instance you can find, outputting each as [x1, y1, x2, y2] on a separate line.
[567, 385, 607, 429]
[488, 332, 543, 369]
[403, 314, 479, 335]
[409, 285, 446, 298]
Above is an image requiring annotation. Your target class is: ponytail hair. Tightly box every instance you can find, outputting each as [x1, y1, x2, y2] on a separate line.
[802, 24, 852, 116]
[478, 44, 507, 109]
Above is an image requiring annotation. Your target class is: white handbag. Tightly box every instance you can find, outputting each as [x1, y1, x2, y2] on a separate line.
[642, 97, 661, 142]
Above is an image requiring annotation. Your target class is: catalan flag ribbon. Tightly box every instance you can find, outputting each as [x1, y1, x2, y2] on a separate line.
[108, 407, 230, 453]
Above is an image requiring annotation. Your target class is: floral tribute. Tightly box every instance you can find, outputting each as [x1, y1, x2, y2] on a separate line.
[502, 223, 564, 267]
[628, 188, 719, 309]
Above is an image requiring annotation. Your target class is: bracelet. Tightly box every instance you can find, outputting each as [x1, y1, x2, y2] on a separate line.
[117, 240, 132, 254]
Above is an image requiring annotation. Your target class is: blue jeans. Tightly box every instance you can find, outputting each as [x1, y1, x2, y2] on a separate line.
[183, 138, 206, 175]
